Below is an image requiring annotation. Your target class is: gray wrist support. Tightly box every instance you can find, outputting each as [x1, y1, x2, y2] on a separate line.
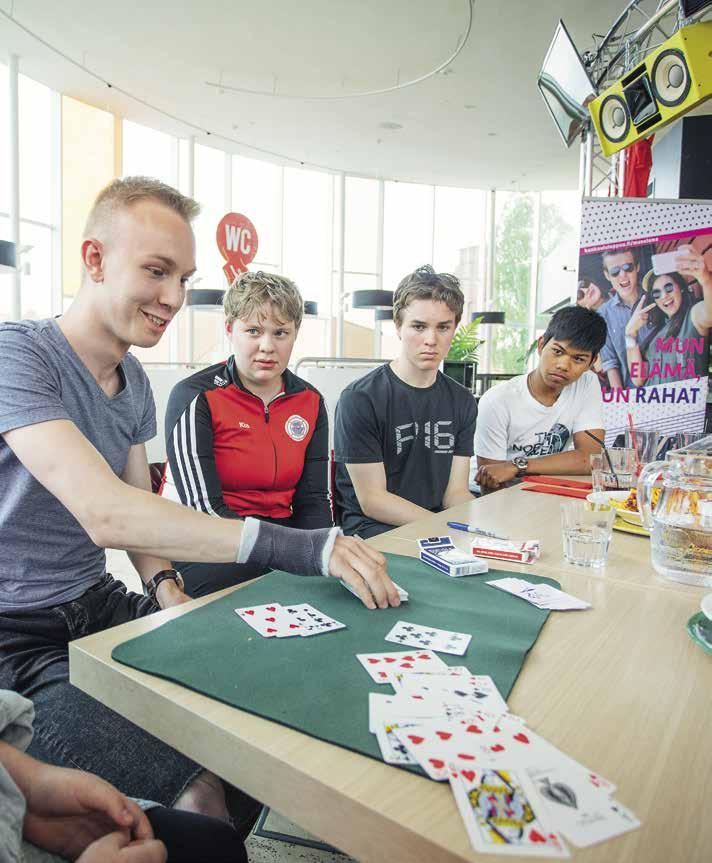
[237, 517, 341, 577]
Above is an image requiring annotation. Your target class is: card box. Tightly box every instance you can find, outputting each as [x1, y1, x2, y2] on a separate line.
[418, 536, 489, 578]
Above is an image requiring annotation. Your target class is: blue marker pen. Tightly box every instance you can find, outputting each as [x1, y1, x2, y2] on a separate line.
[447, 521, 509, 541]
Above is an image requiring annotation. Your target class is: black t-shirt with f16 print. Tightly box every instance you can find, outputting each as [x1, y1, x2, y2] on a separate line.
[334, 364, 477, 538]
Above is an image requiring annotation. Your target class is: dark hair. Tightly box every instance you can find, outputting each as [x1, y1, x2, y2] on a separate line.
[577, 278, 610, 302]
[541, 305, 607, 356]
[602, 247, 638, 268]
[640, 271, 692, 356]
[393, 265, 464, 324]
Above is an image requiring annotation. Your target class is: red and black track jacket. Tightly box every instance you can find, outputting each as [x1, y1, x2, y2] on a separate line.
[160, 357, 332, 528]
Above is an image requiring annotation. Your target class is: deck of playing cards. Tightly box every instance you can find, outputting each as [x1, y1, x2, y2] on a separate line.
[418, 536, 489, 577]
[341, 579, 409, 602]
[234, 602, 346, 637]
[363, 663, 639, 855]
[487, 578, 591, 611]
[470, 537, 541, 564]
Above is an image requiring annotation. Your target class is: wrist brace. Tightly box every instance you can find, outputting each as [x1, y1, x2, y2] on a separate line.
[236, 518, 341, 577]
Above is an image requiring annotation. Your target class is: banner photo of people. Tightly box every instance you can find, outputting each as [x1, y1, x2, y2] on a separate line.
[576, 198, 712, 447]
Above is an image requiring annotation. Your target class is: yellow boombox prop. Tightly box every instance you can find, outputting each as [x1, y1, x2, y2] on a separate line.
[588, 21, 712, 157]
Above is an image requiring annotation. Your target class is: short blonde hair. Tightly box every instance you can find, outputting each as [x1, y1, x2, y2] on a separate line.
[83, 176, 200, 237]
[223, 271, 304, 329]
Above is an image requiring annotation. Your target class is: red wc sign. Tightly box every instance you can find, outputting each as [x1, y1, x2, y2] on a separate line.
[216, 212, 258, 284]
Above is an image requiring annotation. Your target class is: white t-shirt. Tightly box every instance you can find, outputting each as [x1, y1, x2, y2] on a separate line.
[474, 371, 603, 462]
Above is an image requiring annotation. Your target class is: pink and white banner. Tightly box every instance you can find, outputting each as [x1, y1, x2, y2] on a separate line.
[576, 198, 712, 445]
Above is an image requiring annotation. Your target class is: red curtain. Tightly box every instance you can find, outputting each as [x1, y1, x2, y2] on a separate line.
[623, 136, 654, 198]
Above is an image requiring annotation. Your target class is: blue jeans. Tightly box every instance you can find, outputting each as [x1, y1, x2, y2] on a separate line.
[0, 574, 202, 806]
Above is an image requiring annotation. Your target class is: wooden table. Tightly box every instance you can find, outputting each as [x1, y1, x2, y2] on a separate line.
[69, 485, 712, 862]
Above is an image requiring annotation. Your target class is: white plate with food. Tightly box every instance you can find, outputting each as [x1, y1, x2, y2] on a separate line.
[586, 489, 643, 526]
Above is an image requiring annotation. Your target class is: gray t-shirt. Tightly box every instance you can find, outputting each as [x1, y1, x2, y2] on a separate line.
[0, 319, 156, 612]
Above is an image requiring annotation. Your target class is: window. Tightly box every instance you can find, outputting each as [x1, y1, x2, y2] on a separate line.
[193, 143, 228, 292]
[537, 190, 580, 317]
[383, 181, 434, 291]
[489, 191, 537, 373]
[122, 120, 177, 185]
[232, 155, 282, 268]
[433, 187, 487, 316]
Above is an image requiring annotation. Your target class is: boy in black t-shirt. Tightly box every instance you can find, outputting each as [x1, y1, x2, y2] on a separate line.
[334, 265, 477, 538]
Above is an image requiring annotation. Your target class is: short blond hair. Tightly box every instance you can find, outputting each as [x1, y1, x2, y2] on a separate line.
[223, 271, 304, 329]
[83, 176, 200, 237]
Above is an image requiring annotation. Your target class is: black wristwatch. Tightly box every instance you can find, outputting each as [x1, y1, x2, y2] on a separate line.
[511, 456, 529, 477]
[145, 569, 184, 602]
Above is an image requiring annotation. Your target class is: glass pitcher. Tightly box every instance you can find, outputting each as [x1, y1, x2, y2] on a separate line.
[638, 435, 712, 587]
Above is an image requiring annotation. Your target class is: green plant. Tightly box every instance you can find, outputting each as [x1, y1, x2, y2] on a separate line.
[446, 317, 484, 362]
[518, 337, 539, 369]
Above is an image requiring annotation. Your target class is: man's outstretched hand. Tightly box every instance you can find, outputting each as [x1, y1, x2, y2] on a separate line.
[327, 536, 400, 610]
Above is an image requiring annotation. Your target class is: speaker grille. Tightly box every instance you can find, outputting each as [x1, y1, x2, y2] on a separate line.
[651, 49, 692, 107]
[599, 94, 630, 142]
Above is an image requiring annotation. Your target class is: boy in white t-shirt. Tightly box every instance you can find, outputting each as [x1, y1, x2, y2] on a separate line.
[474, 305, 607, 492]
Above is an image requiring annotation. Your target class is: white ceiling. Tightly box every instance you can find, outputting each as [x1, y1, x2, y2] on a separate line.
[0, 0, 628, 190]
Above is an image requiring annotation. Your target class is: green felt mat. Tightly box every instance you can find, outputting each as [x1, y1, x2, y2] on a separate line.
[112, 554, 559, 765]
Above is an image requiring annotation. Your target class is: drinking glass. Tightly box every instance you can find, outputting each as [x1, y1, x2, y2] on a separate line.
[561, 500, 615, 568]
[589, 448, 636, 490]
[625, 428, 661, 468]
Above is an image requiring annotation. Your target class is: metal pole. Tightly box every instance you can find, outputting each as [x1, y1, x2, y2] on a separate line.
[336, 172, 345, 357]
[186, 136, 195, 362]
[528, 193, 541, 371]
[578, 132, 587, 198]
[374, 178, 385, 358]
[585, 133, 594, 197]
[618, 148, 627, 197]
[483, 189, 496, 373]
[8, 54, 21, 320]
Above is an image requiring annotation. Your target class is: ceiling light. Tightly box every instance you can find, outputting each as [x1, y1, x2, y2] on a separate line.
[379, 121, 403, 131]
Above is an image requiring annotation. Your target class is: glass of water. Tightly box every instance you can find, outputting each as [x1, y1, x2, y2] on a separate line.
[561, 500, 615, 568]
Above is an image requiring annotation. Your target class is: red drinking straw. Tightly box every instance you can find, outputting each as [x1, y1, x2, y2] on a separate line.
[628, 413, 642, 475]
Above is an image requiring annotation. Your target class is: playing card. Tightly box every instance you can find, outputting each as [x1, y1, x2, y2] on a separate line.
[487, 579, 590, 611]
[385, 620, 472, 656]
[234, 602, 297, 637]
[449, 766, 570, 857]
[457, 722, 617, 795]
[390, 719, 469, 780]
[355, 650, 447, 683]
[341, 580, 409, 602]
[368, 692, 453, 733]
[393, 672, 509, 715]
[388, 666, 471, 687]
[282, 603, 346, 636]
[374, 721, 418, 765]
[528, 767, 638, 848]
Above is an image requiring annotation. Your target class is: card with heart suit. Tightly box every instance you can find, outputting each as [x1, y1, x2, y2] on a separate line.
[384, 621, 472, 655]
[449, 767, 570, 857]
[234, 603, 297, 638]
[368, 692, 458, 734]
[528, 767, 639, 848]
[355, 650, 447, 683]
[282, 603, 346, 636]
[439, 718, 616, 794]
[374, 721, 419, 765]
[393, 672, 509, 715]
[391, 713, 522, 781]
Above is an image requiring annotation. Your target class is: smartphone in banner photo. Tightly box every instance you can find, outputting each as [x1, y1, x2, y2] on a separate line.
[651, 251, 678, 276]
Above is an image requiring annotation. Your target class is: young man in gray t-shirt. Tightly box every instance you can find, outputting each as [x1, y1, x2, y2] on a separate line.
[0, 178, 398, 827]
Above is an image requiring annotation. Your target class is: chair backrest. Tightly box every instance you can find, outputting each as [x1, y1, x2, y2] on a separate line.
[142, 363, 209, 462]
[296, 358, 387, 451]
